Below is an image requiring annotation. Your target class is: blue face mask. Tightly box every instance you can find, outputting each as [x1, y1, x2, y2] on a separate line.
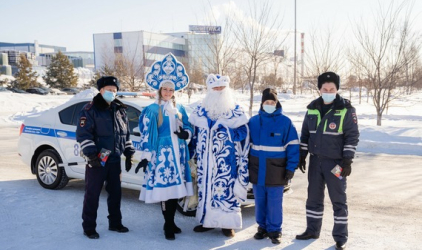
[263, 104, 276, 114]
[321, 93, 336, 103]
[102, 90, 116, 103]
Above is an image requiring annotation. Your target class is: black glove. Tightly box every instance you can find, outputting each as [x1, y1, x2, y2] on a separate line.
[135, 159, 149, 174]
[298, 155, 307, 173]
[125, 155, 133, 172]
[174, 126, 189, 140]
[341, 158, 353, 177]
[285, 170, 295, 181]
[87, 155, 102, 168]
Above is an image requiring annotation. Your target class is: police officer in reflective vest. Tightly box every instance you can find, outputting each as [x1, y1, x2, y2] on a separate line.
[76, 76, 135, 239]
[296, 72, 359, 250]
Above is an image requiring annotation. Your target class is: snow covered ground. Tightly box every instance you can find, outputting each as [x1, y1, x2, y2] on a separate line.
[0, 89, 421, 249]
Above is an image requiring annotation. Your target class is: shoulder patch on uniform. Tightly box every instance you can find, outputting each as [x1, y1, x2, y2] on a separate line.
[79, 117, 87, 127]
[84, 102, 93, 110]
[352, 112, 358, 124]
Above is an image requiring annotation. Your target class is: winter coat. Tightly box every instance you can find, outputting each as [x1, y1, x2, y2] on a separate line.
[137, 101, 194, 203]
[76, 93, 135, 163]
[300, 95, 359, 160]
[188, 104, 250, 229]
[248, 107, 300, 186]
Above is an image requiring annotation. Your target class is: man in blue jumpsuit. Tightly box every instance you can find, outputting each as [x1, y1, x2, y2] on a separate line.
[76, 76, 135, 239]
[296, 72, 359, 250]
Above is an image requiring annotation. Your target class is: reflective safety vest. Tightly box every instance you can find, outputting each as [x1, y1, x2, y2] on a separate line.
[307, 108, 348, 135]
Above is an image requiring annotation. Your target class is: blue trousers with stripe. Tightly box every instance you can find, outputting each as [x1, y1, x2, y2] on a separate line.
[306, 154, 348, 243]
[253, 184, 285, 233]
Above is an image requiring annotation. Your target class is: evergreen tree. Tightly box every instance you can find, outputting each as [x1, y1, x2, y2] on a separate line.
[88, 65, 115, 88]
[43, 51, 78, 88]
[88, 71, 102, 88]
[13, 54, 38, 89]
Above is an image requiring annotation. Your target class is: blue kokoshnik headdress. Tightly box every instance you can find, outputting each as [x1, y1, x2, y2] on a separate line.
[145, 53, 189, 91]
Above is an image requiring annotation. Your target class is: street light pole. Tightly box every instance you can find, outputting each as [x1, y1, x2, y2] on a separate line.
[293, 0, 297, 95]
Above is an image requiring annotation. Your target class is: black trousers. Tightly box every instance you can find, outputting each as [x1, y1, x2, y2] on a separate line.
[306, 154, 348, 243]
[82, 160, 122, 231]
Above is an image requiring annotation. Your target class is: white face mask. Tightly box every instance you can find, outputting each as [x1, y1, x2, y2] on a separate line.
[102, 90, 116, 103]
[321, 93, 336, 103]
[263, 104, 276, 114]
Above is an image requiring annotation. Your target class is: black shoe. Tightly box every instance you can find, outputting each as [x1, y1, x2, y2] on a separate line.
[109, 225, 129, 233]
[84, 230, 100, 239]
[268, 232, 282, 244]
[295, 231, 319, 240]
[254, 227, 268, 240]
[164, 223, 175, 240]
[163, 224, 182, 234]
[335, 242, 347, 250]
[193, 225, 214, 232]
[222, 229, 235, 237]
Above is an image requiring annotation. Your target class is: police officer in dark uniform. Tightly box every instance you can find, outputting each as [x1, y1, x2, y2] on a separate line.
[76, 76, 135, 239]
[295, 72, 359, 250]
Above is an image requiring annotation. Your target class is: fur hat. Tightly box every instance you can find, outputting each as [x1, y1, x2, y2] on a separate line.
[317, 72, 340, 90]
[97, 76, 120, 91]
[261, 88, 278, 103]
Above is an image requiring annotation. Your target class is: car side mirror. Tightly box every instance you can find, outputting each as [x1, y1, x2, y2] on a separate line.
[132, 127, 140, 137]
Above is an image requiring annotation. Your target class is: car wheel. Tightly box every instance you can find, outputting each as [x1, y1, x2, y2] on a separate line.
[35, 149, 69, 189]
[176, 198, 196, 217]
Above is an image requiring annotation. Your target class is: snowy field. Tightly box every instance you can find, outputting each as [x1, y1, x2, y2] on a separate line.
[0, 89, 421, 250]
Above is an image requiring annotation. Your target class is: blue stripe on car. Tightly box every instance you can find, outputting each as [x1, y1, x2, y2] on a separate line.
[23, 126, 141, 151]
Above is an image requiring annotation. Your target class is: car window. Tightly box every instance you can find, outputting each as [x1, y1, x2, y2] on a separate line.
[126, 105, 141, 135]
[59, 105, 75, 125]
[58, 102, 89, 125]
[72, 102, 89, 125]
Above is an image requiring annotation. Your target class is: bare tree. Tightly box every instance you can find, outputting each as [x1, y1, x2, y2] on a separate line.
[349, 1, 421, 125]
[401, 45, 422, 94]
[304, 26, 345, 93]
[231, 0, 285, 115]
[99, 35, 147, 91]
[204, 3, 238, 75]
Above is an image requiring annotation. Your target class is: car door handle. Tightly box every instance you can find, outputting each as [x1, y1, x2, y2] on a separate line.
[57, 131, 67, 137]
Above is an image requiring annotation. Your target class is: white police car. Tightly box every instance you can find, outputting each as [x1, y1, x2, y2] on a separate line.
[17, 92, 152, 191]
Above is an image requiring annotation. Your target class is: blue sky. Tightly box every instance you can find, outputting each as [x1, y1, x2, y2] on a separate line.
[1, 0, 421, 51]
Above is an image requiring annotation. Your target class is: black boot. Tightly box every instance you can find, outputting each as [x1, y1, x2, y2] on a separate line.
[161, 199, 177, 240]
[162, 224, 181, 234]
[163, 222, 175, 240]
[295, 230, 319, 240]
[268, 231, 282, 244]
[254, 227, 268, 240]
[83, 229, 100, 239]
[169, 199, 181, 234]
[335, 241, 347, 250]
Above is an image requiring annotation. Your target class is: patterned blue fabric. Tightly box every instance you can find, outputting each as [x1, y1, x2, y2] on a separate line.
[145, 53, 189, 91]
[189, 104, 249, 229]
[138, 102, 193, 203]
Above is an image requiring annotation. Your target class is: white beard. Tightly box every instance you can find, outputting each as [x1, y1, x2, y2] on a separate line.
[202, 88, 236, 121]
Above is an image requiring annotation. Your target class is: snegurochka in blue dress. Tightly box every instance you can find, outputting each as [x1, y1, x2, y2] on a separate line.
[136, 53, 193, 240]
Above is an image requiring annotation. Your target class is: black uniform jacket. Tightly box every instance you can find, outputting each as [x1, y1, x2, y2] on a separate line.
[76, 93, 135, 163]
[300, 95, 359, 160]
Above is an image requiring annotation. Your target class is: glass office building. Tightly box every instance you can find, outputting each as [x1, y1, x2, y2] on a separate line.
[93, 30, 217, 76]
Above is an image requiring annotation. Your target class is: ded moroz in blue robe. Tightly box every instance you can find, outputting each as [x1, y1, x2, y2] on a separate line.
[138, 100, 194, 203]
[189, 104, 250, 229]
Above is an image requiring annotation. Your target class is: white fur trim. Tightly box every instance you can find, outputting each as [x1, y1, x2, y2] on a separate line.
[139, 151, 152, 162]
